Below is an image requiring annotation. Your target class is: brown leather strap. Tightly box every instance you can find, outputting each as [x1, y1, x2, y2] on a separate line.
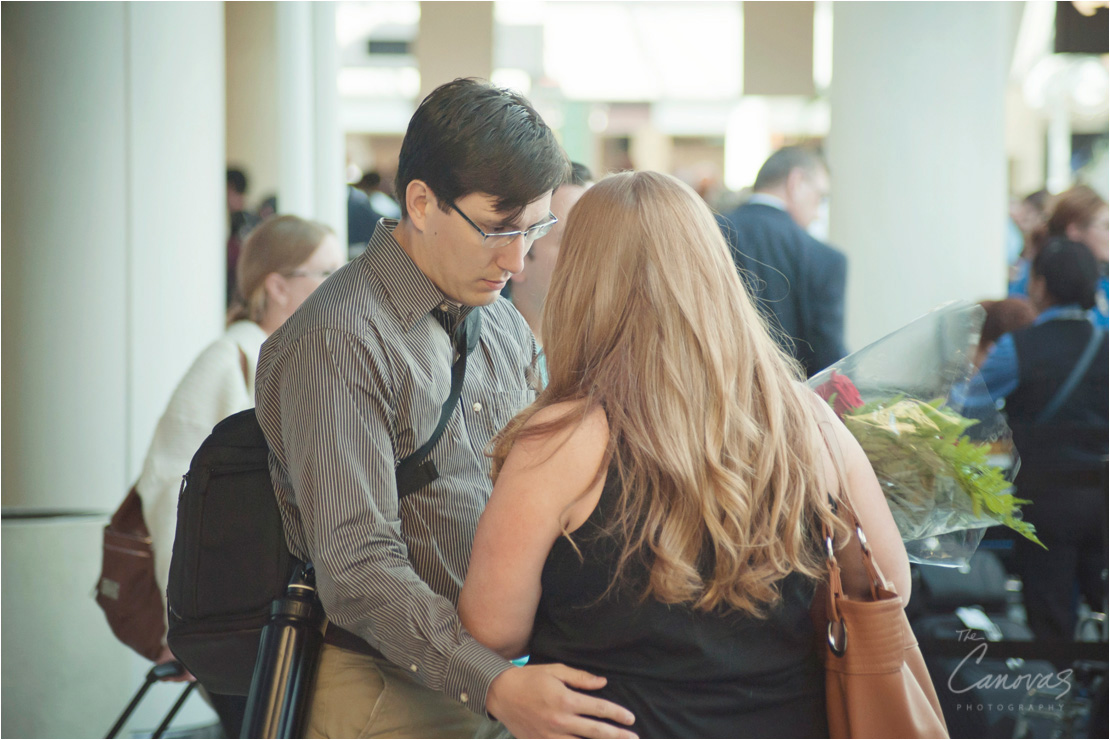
[813, 416, 889, 611]
[321, 623, 387, 661]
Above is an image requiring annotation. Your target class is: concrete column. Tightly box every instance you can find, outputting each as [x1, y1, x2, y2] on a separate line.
[226, 2, 280, 205]
[742, 0, 815, 96]
[227, 1, 344, 238]
[827, 1, 1011, 350]
[417, 1, 494, 100]
[630, 125, 673, 173]
[2, 2, 129, 513]
[313, 1, 346, 242]
[1, 2, 224, 735]
[277, 1, 316, 219]
[1006, 85, 1047, 195]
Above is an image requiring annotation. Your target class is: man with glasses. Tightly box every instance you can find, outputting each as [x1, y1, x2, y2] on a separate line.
[718, 146, 847, 377]
[254, 79, 636, 739]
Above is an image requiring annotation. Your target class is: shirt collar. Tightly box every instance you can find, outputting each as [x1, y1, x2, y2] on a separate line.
[364, 219, 466, 332]
[1034, 303, 1092, 325]
[747, 193, 788, 211]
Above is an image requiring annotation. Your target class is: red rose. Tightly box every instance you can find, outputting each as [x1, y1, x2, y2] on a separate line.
[815, 371, 864, 418]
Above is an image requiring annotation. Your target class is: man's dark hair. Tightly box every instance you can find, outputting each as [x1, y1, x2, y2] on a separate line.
[357, 171, 382, 191]
[394, 78, 569, 220]
[227, 168, 249, 195]
[567, 162, 593, 188]
[752, 146, 826, 192]
[1033, 237, 1098, 309]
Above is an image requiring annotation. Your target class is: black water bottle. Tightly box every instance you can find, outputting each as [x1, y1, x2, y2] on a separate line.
[241, 564, 323, 739]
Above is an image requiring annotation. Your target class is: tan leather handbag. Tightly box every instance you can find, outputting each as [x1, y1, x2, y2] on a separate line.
[820, 500, 949, 739]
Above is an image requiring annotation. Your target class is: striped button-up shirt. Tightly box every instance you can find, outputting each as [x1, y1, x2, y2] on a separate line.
[255, 220, 538, 711]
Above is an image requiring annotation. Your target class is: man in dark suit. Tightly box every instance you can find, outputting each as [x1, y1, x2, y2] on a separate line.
[718, 147, 847, 377]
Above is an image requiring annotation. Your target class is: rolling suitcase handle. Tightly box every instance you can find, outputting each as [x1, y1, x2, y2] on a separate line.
[106, 661, 195, 739]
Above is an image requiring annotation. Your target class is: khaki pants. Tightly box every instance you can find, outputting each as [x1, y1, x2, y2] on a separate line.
[305, 644, 506, 739]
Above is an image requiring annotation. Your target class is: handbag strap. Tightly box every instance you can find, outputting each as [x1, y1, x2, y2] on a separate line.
[812, 411, 892, 652]
[1035, 323, 1104, 424]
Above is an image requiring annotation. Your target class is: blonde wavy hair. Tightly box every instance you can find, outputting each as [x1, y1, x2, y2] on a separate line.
[492, 171, 850, 617]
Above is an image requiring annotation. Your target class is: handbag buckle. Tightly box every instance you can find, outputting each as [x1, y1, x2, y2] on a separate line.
[827, 619, 847, 656]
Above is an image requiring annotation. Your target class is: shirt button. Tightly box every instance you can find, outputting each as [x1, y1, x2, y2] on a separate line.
[410, 664, 418, 672]
[472, 402, 482, 412]
[459, 692, 469, 703]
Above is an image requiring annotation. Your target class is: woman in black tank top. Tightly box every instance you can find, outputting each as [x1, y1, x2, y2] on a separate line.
[459, 172, 911, 738]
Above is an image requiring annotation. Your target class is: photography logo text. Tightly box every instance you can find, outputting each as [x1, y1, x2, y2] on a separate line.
[947, 629, 1072, 712]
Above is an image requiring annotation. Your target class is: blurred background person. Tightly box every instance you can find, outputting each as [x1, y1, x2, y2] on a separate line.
[460, 172, 910, 738]
[226, 166, 261, 308]
[1013, 185, 1109, 329]
[509, 161, 593, 384]
[355, 170, 401, 219]
[717, 146, 847, 377]
[1048, 185, 1108, 326]
[256, 194, 279, 222]
[1007, 189, 1052, 294]
[973, 297, 1037, 368]
[347, 182, 384, 259]
[135, 215, 343, 733]
[977, 239, 1107, 641]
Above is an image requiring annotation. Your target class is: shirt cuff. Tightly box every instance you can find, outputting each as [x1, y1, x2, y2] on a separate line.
[444, 636, 514, 716]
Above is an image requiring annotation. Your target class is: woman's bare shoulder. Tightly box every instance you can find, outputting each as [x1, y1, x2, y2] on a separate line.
[517, 399, 609, 450]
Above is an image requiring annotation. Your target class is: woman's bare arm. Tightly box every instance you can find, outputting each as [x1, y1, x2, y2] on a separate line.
[811, 394, 912, 604]
[459, 403, 609, 658]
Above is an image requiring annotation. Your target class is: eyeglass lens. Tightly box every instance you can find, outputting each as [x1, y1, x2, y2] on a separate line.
[485, 219, 555, 249]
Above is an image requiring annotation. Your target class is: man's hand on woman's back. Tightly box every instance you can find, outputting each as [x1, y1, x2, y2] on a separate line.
[486, 663, 638, 739]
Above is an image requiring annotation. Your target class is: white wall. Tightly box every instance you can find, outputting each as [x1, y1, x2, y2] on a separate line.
[827, 1, 1012, 350]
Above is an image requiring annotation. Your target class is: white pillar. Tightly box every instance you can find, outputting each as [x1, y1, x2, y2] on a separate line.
[128, 2, 228, 474]
[827, 1, 1011, 350]
[1045, 97, 1073, 194]
[226, 2, 280, 205]
[2, 2, 129, 512]
[227, 1, 344, 239]
[1, 2, 224, 735]
[630, 125, 673, 173]
[417, 1, 494, 100]
[277, 1, 316, 220]
[313, 1, 346, 242]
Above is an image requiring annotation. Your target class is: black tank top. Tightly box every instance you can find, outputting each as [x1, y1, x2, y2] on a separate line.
[529, 470, 827, 738]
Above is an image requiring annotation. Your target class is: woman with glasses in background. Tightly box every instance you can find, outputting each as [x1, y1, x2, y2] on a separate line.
[136, 214, 343, 734]
[458, 171, 910, 738]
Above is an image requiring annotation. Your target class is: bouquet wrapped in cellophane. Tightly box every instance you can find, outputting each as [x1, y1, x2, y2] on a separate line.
[806, 301, 1042, 567]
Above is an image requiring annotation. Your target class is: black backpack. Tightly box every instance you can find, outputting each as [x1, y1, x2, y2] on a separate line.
[166, 310, 480, 696]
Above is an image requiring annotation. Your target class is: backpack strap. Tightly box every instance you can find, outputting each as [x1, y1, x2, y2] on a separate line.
[394, 308, 483, 500]
[1035, 322, 1105, 424]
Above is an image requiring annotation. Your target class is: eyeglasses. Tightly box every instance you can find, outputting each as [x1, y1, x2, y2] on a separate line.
[283, 269, 337, 280]
[450, 202, 558, 250]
